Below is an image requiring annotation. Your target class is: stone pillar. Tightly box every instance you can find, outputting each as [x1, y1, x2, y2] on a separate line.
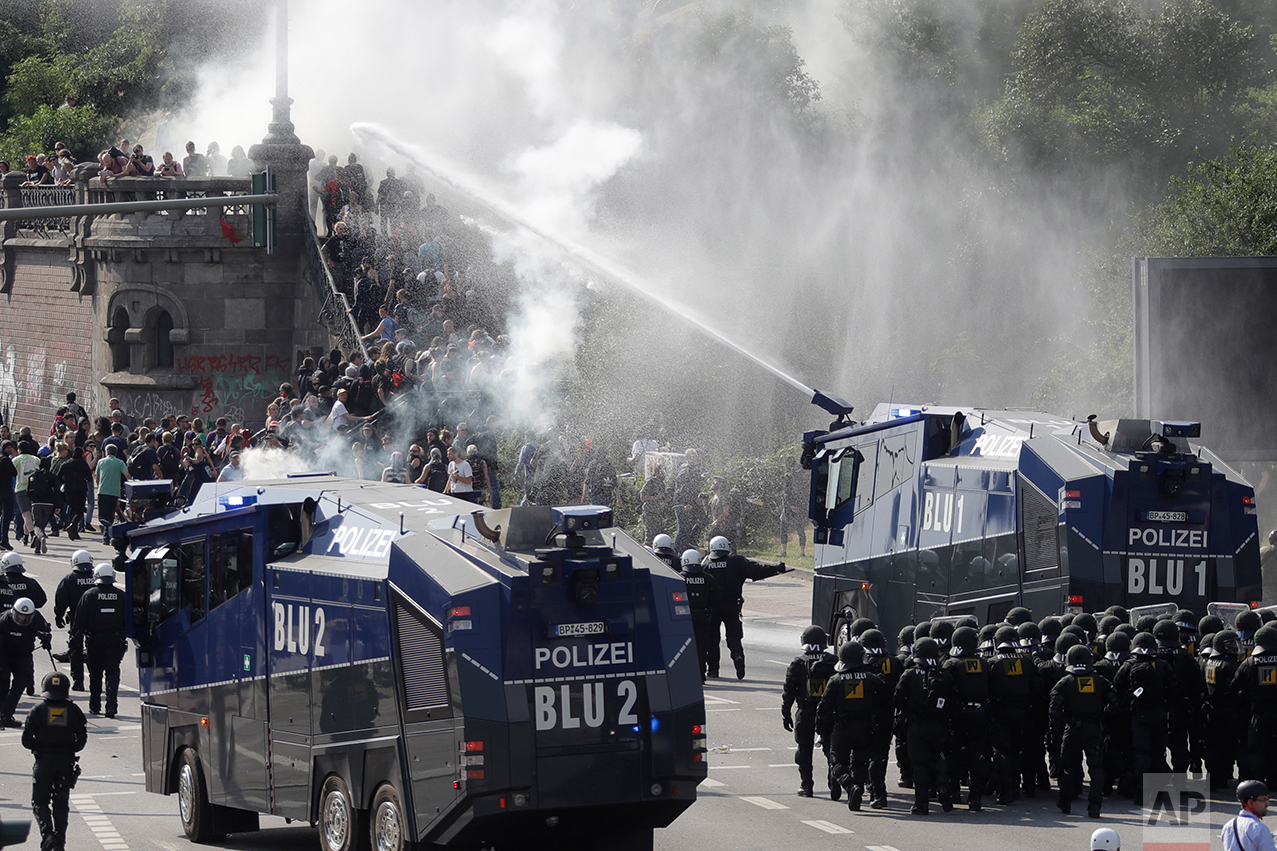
[0, 171, 20, 292]
[249, 0, 313, 241]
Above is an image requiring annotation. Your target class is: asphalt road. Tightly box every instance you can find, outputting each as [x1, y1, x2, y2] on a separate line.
[0, 536, 1255, 850]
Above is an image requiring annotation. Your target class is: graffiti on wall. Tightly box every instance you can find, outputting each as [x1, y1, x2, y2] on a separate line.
[0, 332, 89, 428]
[178, 354, 289, 420]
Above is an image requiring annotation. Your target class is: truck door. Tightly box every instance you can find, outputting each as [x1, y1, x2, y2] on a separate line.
[266, 568, 313, 819]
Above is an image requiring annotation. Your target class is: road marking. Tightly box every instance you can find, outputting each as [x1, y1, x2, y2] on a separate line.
[866, 846, 903, 851]
[740, 796, 789, 810]
[767, 764, 795, 768]
[704, 694, 740, 705]
[70, 795, 132, 851]
[700, 778, 725, 787]
[706, 708, 740, 712]
[708, 765, 751, 770]
[727, 747, 771, 752]
[804, 820, 853, 834]
[766, 659, 788, 665]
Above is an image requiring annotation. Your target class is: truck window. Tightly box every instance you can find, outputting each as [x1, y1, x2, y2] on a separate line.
[826, 444, 872, 516]
[210, 529, 254, 610]
[267, 505, 302, 561]
[147, 548, 179, 626]
[180, 540, 206, 624]
[875, 434, 916, 500]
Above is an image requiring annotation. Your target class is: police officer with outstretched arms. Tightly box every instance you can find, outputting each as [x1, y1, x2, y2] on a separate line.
[700, 535, 789, 679]
[72, 564, 127, 717]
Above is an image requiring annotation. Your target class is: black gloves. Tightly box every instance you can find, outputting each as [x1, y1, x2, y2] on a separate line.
[782, 712, 794, 732]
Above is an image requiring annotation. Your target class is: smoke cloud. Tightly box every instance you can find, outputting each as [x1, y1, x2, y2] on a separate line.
[174, 0, 1131, 446]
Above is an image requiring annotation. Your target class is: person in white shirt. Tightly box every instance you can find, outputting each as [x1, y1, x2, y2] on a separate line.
[216, 453, 244, 482]
[327, 388, 367, 432]
[1224, 781, 1277, 851]
[446, 446, 476, 503]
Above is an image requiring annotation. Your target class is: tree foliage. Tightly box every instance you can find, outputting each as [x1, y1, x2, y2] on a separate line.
[0, 104, 116, 165]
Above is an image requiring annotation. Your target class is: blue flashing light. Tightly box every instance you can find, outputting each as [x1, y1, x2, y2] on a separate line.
[218, 494, 257, 508]
[650, 716, 661, 733]
[631, 725, 641, 733]
[890, 407, 921, 419]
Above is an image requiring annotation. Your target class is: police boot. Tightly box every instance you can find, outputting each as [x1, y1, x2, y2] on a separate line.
[848, 784, 863, 812]
[829, 772, 841, 801]
[1087, 801, 1101, 818]
[968, 790, 982, 812]
[733, 655, 746, 680]
[1056, 794, 1070, 815]
[910, 791, 929, 816]
[870, 794, 888, 809]
[797, 767, 814, 797]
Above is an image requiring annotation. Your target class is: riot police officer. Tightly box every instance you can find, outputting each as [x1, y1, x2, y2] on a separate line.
[1236, 610, 1262, 658]
[1019, 620, 1051, 795]
[700, 536, 789, 679]
[1112, 631, 1176, 803]
[989, 625, 1040, 805]
[859, 628, 900, 808]
[1154, 618, 1201, 773]
[0, 597, 51, 726]
[22, 671, 87, 851]
[1050, 644, 1110, 817]
[942, 625, 992, 811]
[679, 549, 718, 683]
[1205, 629, 1244, 792]
[894, 625, 915, 788]
[53, 550, 96, 691]
[1230, 624, 1277, 786]
[3, 552, 47, 609]
[894, 637, 955, 815]
[1095, 631, 1132, 796]
[72, 564, 127, 717]
[651, 534, 678, 570]
[818, 639, 887, 811]
[0, 565, 13, 613]
[783, 626, 837, 798]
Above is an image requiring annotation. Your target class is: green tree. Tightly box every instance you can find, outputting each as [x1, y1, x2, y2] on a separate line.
[0, 104, 116, 164]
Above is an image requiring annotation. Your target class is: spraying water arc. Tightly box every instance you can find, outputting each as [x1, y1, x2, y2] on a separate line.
[349, 122, 816, 399]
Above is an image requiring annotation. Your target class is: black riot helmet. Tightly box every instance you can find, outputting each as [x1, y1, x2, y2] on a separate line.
[1060, 613, 1076, 627]
[1199, 633, 1216, 656]
[956, 615, 979, 630]
[1105, 631, 1131, 655]
[1039, 616, 1063, 639]
[1016, 621, 1041, 648]
[1254, 624, 1277, 654]
[1132, 632, 1158, 655]
[898, 625, 915, 650]
[1153, 619, 1179, 646]
[1065, 644, 1093, 672]
[860, 629, 887, 652]
[914, 620, 932, 640]
[912, 637, 940, 664]
[41, 672, 70, 701]
[849, 617, 877, 637]
[1238, 779, 1269, 805]
[1136, 615, 1159, 633]
[1105, 605, 1130, 624]
[836, 640, 865, 672]
[801, 625, 828, 648]
[1006, 607, 1032, 626]
[1173, 609, 1197, 631]
[931, 620, 955, 646]
[1054, 632, 1082, 657]
[952, 626, 979, 655]
[1236, 610, 1262, 635]
[994, 626, 1019, 651]
[1262, 610, 1277, 625]
[1214, 629, 1240, 657]
[1115, 623, 1138, 639]
[1073, 613, 1097, 638]
[978, 623, 999, 649]
[1099, 615, 1122, 636]
[1062, 624, 1087, 643]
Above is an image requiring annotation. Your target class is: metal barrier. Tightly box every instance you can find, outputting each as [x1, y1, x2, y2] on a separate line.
[15, 185, 75, 236]
[303, 208, 370, 362]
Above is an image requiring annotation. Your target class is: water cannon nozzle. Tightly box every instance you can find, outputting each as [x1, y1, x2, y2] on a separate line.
[811, 390, 855, 429]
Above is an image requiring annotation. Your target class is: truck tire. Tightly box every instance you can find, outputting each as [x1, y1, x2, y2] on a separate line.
[177, 749, 223, 843]
[318, 774, 365, 851]
[369, 784, 408, 851]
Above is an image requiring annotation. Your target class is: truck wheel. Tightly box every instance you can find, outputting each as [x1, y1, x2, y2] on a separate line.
[369, 784, 407, 851]
[318, 774, 364, 851]
[177, 749, 222, 842]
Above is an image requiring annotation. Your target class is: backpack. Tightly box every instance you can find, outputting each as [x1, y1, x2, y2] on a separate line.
[27, 464, 58, 503]
[128, 447, 152, 479]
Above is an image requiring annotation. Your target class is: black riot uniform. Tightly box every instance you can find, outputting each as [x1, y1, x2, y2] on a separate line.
[942, 627, 992, 811]
[782, 626, 837, 798]
[0, 601, 52, 725]
[1037, 632, 1082, 789]
[1049, 645, 1110, 817]
[1204, 630, 1244, 792]
[1112, 632, 1177, 803]
[893, 625, 915, 789]
[1154, 619, 1202, 774]
[989, 626, 1040, 805]
[5, 565, 47, 610]
[1094, 632, 1132, 796]
[1230, 625, 1277, 787]
[817, 640, 887, 811]
[860, 629, 900, 808]
[894, 637, 955, 815]
[700, 544, 788, 679]
[0, 572, 15, 613]
[22, 672, 87, 851]
[72, 571, 127, 717]
[679, 555, 720, 683]
[53, 560, 97, 690]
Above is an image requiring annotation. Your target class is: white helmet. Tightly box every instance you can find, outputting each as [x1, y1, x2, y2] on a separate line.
[1090, 828, 1121, 851]
[13, 598, 35, 620]
[652, 534, 674, 553]
[1, 552, 24, 572]
[94, 563, 116, 584]
[708, 536, 731, 554]
[681, 549, 702, 568]
[71, 550, 93, 569]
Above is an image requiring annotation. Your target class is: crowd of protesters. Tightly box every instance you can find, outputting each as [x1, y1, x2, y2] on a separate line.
[0, 130, 250, 188]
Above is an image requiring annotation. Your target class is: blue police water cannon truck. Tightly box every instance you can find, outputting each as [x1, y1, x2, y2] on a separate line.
[120, 476, 707, 851]
[800, 396, 1261, 647]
